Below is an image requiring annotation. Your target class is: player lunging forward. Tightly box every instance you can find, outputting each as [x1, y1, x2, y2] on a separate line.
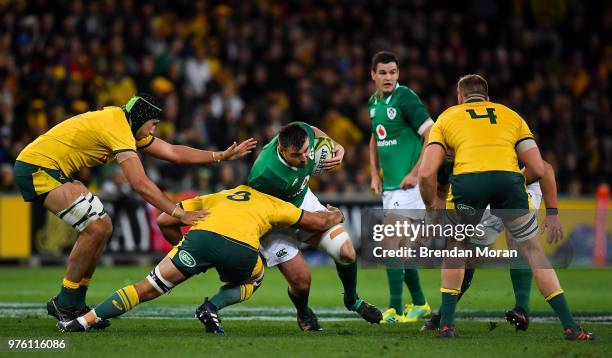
[57, 185, 344, 333]
[14, 94, 255, 328]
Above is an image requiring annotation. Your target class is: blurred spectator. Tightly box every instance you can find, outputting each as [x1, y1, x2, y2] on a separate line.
[0, 0, 609, 197]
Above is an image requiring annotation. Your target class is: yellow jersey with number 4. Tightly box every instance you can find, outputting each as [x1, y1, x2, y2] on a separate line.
[17, 106, 154, 177]
[180, 185, 303, 249]
[428, 100, 534, 175]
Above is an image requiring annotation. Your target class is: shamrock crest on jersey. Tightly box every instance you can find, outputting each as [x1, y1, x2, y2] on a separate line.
[368, 83, 431, 191]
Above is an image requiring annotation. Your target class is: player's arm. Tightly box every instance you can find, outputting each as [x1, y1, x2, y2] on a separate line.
[116, 152, 207, 225]
[369, 133, 382, 194]
[418, 143, 445, 210]
[156, 211, 183, 246]
[516, 139, 545, 180]
[311, 125, 344, 170]
[296, 205, 345, 232]
[142, 137, 256, 164]
[524, 160, 563, 243]
[400, 125, 432, 189]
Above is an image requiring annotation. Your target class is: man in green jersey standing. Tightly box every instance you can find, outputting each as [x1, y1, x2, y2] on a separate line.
[248, 122, 383, 331]
[368, 51, 432, 323]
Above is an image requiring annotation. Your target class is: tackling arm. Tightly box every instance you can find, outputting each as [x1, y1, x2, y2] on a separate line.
[142, 137, 256, 164]
[296, 205, 344, 232]
[116, 152, 206, 225]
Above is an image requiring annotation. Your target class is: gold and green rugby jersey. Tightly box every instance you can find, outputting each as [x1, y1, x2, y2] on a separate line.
[429, 99, 533, 175]
[181, 185, 304, 249]
[17, 106, 154, 177]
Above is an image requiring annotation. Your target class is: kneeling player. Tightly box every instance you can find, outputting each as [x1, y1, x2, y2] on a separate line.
[57, 185, 344, 334]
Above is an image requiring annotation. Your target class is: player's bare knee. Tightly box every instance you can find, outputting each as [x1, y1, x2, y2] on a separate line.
[339, 240, 356, 264]
[83, 217, 113, 242]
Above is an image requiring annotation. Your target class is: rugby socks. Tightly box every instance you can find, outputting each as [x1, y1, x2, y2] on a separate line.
[545, 290, 578, 331]
[336, 262, 358, 308]
[440, 288, 461, 326]
[76, 277, 91, 307]
[210, 283, 255, 310]
[288, 288, 309, 317]
[404, 268, 426, 306]
[91, 285, 140, 320]
[386, 268, 404, 312]
[510, 268, 532, 313]
[58, 278, 83, 309]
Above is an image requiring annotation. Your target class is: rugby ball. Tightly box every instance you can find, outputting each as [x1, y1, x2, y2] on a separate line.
[312, 137, 335, 176]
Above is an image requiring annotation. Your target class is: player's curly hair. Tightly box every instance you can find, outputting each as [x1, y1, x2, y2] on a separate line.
[122, 93, 163, 135]
[278, 123, 308, 150]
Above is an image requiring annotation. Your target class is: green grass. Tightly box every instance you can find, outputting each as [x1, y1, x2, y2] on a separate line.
[0, 319, 610, 357]
[0, 266, 610, 356]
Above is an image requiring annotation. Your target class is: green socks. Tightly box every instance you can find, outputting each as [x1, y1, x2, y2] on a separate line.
[288, 288, 309, 317]
[94, 285, 140, 320]
[404, 268, 426, 306]
[386, 268, 404, 312]
[440, 289, 461, 326]
[57, 278, 83, 309]
[546, 291, 578, 331]
[510, 268, 532, 312]
[336, 262, 358, 308]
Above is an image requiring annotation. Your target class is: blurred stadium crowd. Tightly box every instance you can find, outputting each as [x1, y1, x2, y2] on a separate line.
[0, 0, 610, 198]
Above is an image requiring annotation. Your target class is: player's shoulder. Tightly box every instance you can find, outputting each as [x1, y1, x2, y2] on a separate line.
[488, 101, 522, 117]
[367, 93, 378, 106]
[436, 104, 464, 122]
[395, 84, 420, 100]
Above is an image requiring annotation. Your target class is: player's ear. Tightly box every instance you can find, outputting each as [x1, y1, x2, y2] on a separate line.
[370, 69, 376, 80]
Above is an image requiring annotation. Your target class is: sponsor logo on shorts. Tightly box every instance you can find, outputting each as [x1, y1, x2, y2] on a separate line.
[179, 250, 196, 267]
[276, 248, 288, 258]
[457, 204, 476, 216]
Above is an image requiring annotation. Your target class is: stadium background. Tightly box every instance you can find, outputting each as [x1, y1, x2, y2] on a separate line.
[0, 0, 609, 261]
[0, 1, 610, 355]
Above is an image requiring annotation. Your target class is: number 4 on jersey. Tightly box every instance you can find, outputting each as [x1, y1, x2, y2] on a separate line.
[466, 108, 497, 124]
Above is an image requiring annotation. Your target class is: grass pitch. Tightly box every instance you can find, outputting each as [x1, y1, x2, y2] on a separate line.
[0, 266, 610, 357]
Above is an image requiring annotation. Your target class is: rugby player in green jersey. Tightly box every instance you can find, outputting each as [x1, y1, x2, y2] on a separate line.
[368, 51, 432, 324]
[248, 122, 383, 331]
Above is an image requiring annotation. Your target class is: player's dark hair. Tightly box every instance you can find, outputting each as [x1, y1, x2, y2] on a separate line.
[122, 93, 163, 135]
[457, 74, 488, 99]
[371, 51, 399, 71]
[278, 123, 308, 150]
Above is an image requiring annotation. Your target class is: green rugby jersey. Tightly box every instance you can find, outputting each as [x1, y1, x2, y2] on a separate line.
[368, 83, 431, 191]
[247, 122, 316, 207]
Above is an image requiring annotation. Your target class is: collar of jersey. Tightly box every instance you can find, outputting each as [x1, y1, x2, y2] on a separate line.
[465, 97, 486, 103]
[375, 82, 400, 105]
[277, 146, 298, 171]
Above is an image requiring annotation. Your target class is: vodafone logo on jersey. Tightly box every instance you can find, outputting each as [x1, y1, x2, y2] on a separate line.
[376, 124, 387, 139]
